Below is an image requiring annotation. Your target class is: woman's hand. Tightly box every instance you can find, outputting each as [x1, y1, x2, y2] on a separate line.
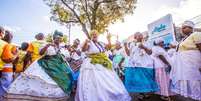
[82, 39, 90, 52]
[105, 33, 112, 50]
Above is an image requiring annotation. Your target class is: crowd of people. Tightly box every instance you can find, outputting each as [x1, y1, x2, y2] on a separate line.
[0, 20, 200, 101]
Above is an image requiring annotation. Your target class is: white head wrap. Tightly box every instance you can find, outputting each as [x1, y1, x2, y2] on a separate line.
[182, 20, 195, 28]
[154, 38, 164, 45]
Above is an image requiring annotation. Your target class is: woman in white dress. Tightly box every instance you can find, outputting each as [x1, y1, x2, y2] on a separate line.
[152, 38, 173, 101]
[4, 31, 73, 101]
[124, 32, 158, 100]
[112, 41, 128, 80]
[75, 30, 131, 101]
[170, 21, 201, 100]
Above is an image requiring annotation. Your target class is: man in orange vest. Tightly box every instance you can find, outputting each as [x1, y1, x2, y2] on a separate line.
[0, 31, 17, 97]
[26, 33, 46, 63]
[0, 27, 7, 71]
[0, 27, 6, 99]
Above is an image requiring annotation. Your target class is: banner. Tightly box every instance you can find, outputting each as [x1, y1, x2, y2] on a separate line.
[148, 14, 175, 47]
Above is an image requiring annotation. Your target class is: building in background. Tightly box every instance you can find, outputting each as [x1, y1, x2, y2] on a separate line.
[191, 14, 201, 27]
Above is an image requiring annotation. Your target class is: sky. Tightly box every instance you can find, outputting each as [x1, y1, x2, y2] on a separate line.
[0, 0, 201, 45]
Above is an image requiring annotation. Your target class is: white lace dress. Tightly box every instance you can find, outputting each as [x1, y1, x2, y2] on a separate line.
[75, 41, 131, 101]
[4, 45, 70, 101]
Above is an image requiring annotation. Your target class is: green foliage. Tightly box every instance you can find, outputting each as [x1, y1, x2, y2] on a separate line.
[63, 35, 68, 43]
[45, 33, 68, 43]
[45, 33, 53, 43]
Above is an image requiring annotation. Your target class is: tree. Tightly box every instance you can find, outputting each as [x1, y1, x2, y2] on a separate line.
[44, 0, 137, 39]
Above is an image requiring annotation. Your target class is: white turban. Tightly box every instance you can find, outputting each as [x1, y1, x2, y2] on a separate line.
[182, 20, 195, 28]
[154, 38, 164, 45]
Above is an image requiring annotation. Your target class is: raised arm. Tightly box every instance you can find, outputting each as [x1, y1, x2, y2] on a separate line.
[39, 44, 51, 55]
[105, 33, 112, 50]
[124, 42, 130, 56]
[82, 39, 90, 52]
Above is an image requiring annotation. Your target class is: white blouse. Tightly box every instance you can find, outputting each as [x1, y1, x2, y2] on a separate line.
[152, 46, 170, 68]
[128, 42, 154, 68]
[87, 41, 105, 54]
[113, 47, 128, 58]
[41, 43, 70, 58]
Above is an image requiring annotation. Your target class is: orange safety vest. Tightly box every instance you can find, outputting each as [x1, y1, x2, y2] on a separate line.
[1, 43, 17, 73]
[0, 39, 7, 70]
[27, 40, 46, 62]
[15, 50, 27, 73]
[1, 44, 17, 61]
[2, 67, 13, 72]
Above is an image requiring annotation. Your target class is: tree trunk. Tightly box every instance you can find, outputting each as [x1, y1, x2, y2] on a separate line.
[81, 24, 90, 39]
